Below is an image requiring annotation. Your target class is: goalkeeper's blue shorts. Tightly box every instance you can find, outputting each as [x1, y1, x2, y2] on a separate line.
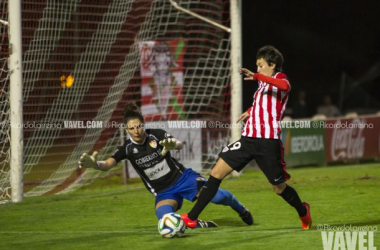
[155, 168, 206, 210]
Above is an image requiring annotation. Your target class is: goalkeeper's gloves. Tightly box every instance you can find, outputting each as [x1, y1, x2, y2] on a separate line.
[78, 151, 100, 170]
[159, 138, 178, 156]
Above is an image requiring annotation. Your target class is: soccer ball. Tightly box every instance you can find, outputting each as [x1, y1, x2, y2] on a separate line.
[158, 213, 186, 238]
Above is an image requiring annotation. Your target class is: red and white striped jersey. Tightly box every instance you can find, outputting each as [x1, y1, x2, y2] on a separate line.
[242, 72, 290, 139]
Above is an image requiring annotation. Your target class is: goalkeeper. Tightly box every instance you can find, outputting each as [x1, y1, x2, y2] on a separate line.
[79, 103, 253, 228]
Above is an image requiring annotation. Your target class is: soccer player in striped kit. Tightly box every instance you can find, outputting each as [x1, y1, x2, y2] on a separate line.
[182, 45, 312, 230]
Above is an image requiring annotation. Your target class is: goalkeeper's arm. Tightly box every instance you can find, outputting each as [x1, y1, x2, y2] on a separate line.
[78, 151, 117, 171]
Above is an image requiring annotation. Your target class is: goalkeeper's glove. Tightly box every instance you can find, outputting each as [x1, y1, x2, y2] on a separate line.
[78, 151, 99, 170]
[159, 138, 177, 156]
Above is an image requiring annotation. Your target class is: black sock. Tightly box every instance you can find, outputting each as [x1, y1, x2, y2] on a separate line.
[188, 175, 221, 220]
[279, 185, 307, 217]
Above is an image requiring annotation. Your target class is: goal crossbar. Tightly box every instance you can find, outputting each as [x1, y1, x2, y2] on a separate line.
[168, 0, 231, 33]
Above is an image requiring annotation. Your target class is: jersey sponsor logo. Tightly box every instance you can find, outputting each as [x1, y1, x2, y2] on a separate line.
[135, 152, 159, 165]
[133, 148, 139, 154]
[143, 160, 170, 180]
[149, 140, 157, 148]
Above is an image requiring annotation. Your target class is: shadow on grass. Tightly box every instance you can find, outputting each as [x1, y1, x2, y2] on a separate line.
[211, 217, 251, 227]
[211, 217, 299, 230]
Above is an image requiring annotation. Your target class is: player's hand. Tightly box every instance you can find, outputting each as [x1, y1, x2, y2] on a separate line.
[239, 68, 257, 81]
[237, 111, 249, 124]
[78, 151, 98, 169]
[159, 138, 177, 156]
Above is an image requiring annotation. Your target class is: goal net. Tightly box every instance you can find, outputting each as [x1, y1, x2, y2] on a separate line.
[0, 0, 10, 200]
[0, 0, 233, 200]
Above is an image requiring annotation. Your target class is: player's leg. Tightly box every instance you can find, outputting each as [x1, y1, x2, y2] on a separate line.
[255, 138, 312, 230]
[156, 199, 216, 228]
[210, 188, 254, 225]
[272, 182, 306, 217]
[210, 188, 244, 213]
[156, 169, 218, 228]
[183, 138, 254, 227]
[181, 158, 233, 227]
[155, 199, 178, 220]
[273, 183, 311, 229]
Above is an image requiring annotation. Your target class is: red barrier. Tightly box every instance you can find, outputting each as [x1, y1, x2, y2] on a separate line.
[325, 116, 380, 163]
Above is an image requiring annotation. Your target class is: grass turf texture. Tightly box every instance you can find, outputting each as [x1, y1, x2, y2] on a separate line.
[1, 163, 379, 250]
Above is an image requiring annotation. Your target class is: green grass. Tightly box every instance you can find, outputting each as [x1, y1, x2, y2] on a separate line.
[1, 163, 380, 250]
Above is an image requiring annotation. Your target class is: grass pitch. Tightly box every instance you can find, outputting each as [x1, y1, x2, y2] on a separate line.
[1, 163, 379, 250]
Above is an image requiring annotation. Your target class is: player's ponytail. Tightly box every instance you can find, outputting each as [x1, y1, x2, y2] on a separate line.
[124, 103, 144, 124]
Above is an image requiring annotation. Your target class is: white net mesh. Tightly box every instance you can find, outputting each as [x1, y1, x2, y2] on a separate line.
[0, 0, 232, 199]
[0, 0, 10, 200]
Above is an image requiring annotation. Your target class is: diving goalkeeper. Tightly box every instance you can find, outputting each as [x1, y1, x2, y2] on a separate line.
[78, 103, 253, 229]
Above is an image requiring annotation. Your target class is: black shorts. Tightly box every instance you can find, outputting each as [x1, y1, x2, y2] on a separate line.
[219, 136, 290, 185]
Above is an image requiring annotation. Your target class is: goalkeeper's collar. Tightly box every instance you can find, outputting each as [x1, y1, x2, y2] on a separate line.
[129, 131, 148, 145]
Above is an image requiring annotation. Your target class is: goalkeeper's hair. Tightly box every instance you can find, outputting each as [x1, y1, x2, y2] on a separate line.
[256, 45, 284, 72]
[124, 103, 144, 124]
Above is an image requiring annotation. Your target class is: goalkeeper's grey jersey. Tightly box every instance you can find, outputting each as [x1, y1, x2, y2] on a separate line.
[112, 129, 185, 195]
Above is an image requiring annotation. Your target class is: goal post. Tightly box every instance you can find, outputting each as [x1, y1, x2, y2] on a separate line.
[229, 0, 243, 142]
[9, 0, 24, 203]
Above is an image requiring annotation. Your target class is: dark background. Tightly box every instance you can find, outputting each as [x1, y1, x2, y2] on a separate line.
[241, 0, 380, 117]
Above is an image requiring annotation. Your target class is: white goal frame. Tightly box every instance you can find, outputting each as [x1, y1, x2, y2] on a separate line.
[8, 0, 24, 203]
[4, 0, 242, 202]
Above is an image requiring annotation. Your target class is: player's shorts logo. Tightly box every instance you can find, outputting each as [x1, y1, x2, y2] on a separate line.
[149, 140, 157, 148]
[196, 177, 207, 190]
[222, 146, 229, 153]
[196, 177, 206, 182]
